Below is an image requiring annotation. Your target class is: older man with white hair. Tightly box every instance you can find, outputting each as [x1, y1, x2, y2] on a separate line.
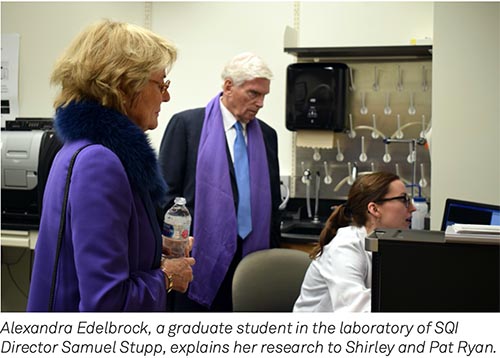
[159, 52, 282, 312]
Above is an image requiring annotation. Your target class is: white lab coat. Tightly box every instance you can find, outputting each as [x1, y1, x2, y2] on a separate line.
[293, 226, 372, 312]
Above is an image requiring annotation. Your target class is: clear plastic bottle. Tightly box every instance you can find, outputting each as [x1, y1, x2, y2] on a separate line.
[411, 196, 428, 230]
[162, 197, 191, 258]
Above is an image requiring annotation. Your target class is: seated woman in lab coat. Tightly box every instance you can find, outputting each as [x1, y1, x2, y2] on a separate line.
[293, 171, 416, 312]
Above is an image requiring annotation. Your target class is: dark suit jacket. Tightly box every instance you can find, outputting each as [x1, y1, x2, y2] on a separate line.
[159, 107, 281, 248]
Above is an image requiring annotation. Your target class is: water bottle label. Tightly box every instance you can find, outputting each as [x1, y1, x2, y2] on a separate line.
[162, 223, 174, 238]
[162, 222, 190, 239]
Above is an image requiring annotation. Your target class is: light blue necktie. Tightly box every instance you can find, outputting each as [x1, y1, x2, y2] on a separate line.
[233, 121, 252, 239]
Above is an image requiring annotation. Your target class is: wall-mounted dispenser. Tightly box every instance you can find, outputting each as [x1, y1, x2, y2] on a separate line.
[286, 62, 348, 131]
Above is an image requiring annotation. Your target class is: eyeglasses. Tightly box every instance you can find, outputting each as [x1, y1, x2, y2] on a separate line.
[375, 193, 412, 208]
[149, 79, 171, 95]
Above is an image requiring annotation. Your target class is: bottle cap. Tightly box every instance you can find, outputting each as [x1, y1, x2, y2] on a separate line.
[174, 197, 187, 205]
[413, 196, 426, 203]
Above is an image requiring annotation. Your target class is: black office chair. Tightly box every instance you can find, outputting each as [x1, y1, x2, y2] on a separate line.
[232, 248, 311, 312]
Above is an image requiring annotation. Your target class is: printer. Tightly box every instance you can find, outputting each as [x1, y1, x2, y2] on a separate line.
[1, 118, 62, 230]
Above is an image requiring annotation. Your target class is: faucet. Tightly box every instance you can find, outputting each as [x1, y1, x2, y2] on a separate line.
[312, 171, 321, 224]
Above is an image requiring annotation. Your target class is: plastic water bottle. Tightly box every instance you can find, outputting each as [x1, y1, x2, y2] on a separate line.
[162, 197, 191, 258]
[411, 196, 428, 230]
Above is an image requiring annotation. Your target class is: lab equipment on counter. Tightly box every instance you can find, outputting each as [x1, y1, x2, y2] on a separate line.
[1, 118, 62, 230]
[411, 196, 428, 230]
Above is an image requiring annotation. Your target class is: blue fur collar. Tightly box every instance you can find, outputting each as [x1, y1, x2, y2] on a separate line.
[55, 101, 166, 207]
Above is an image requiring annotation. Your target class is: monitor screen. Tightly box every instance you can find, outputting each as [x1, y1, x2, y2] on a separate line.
[441, 198, 500, 231]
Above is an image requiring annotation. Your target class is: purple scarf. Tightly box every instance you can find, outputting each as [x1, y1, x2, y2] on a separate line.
[189, 93, 272, 307]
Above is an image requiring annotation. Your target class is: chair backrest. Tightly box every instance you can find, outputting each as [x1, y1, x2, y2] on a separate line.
[232, 248, 311, 312]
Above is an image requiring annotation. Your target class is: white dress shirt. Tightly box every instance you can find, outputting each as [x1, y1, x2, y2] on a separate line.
[293, 226, 372, 312]
[220, 97, 247, 163]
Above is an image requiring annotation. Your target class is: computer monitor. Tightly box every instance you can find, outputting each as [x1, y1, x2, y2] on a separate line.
[441, 198, 500, 231]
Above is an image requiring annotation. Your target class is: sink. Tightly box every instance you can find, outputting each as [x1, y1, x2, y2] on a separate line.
[280, 220, 324, 242]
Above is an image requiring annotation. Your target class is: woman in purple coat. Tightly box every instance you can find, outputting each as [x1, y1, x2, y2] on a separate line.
[27, 20, 195, 312]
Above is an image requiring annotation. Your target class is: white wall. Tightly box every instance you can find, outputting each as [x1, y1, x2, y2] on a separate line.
[299, 2, 433, 46]
[1, 2, 146, 118]
[430, 3, 500, 228]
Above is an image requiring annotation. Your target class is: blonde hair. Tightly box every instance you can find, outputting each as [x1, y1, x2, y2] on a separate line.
[51, 19, 177, 114]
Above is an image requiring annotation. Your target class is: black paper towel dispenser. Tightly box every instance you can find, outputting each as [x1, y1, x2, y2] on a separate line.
[286, 63, 348, 131]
